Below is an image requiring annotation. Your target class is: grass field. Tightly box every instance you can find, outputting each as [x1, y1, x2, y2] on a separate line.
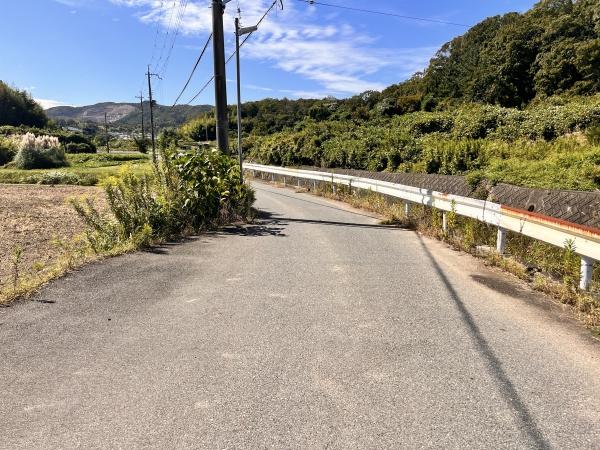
[0, 152, 151, 186]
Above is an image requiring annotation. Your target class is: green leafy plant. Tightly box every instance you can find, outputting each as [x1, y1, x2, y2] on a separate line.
[65, 142, 96, 154]
[586, 123, 600, 145]
[562, 239, 580, 289]
[72, 146, 254, 253]
[11, 246, 23, 290]
[0, 136, 17, 166]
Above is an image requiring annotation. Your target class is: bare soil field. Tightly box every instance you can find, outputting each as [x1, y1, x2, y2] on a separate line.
[0, 184, 105, 286]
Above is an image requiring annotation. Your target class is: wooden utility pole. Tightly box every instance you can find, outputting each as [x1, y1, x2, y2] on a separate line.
[146, 65, 159, 162]
[104, 112, 110, 153]
[135, 92, 145, 139]
[212, 0, 229, 154]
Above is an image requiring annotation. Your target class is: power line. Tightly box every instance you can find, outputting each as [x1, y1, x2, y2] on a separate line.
[187, 75, 214, 105]
[228, 0, 280, 63]
[186, 0, 281, 105]
[154, 0, 180, 72]
[157, 0, 190, 78]
[295, 0, 470, 27]
[149, 0, 166, 69]
[172, 33, 213, 107]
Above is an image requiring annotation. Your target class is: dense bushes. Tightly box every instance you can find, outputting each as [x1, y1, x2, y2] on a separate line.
[0, 137, 17, 166]
[73, 147, 254, 252]
[13, 133, 68, 170]
[65, 142, 96, 154]
[246, 97, 600, 190]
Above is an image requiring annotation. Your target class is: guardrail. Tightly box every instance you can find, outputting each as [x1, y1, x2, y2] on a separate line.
[245, 163, 599, 291]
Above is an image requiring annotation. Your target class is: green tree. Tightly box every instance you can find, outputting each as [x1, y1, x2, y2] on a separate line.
[0, 81, 48, 128]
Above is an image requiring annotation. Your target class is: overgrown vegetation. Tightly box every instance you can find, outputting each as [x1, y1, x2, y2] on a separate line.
[0, 236, 94, 306]
[72, 146, 254, 253]
[242, 98, 600, 190]
[1, 146, 253, 304]
[0, 136, 17, 165]
[13, 133, 68, 169]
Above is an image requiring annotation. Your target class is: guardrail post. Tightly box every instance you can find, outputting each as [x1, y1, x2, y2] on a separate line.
[404, 202, 410, 218]
[271, 173, 274, 182]
[496, 227, 506, 254]
[313, 180, 316, 191]
[297, 177, 301, 188]
[580, 256, 594, 290]
[283, 176, 286, 186]
[442, 212, 448, 233]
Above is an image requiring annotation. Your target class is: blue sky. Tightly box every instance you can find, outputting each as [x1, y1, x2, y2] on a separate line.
[0, 0, 537, 108]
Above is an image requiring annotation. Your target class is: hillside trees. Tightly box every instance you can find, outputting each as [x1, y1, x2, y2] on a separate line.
[0, 81, 48, 128]
[420, 0, 600, 107]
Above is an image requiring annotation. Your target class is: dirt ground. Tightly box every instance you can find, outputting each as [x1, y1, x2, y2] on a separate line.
[0, 185, 106, 285]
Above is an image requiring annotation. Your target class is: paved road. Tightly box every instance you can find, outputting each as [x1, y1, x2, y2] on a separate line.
[1, 182, 600, 449]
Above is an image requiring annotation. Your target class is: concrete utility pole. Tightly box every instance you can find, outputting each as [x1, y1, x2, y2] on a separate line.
[212, 0, 230, 154]
[135, 92, 145, 139]
[104, 112, 110, 153]
[235, 17, 258, 183]
[146, 65, 159, 163]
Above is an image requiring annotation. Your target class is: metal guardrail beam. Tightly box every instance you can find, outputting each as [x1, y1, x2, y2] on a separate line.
[245, 163, 599, 291]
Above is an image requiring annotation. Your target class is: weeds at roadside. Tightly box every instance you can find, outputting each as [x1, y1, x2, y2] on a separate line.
[0, 237, 97, 306]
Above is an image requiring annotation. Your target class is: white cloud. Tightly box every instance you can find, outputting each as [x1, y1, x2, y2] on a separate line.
[53, 0, 92, 7]
[246, 84, 274, 92]
[34, 98, 73, 109]
[111, 0, 435, 95]
[279, 89, 331, 99]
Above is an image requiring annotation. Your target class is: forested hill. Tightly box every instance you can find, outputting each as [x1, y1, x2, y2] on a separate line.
[410, 0, 599, 108]
[0, 81, 48, 128]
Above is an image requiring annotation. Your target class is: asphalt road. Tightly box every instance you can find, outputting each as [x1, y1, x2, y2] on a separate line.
[1, 181, 600, 449]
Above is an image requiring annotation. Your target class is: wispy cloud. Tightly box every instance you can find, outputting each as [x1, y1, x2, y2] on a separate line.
[246, 84, 274, 92]
[53, 0, 92, 7]
[279, 89, 332, 99]
[111, 0, 435, 95]
[35, 98, 73, 109]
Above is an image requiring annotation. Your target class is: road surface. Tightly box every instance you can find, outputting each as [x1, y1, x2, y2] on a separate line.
[1, 181, 599, 449]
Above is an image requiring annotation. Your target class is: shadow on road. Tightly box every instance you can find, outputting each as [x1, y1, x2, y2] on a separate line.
[253, 185, 382, 220]
[210, 210, 288, 238]
[142, 236, 201, 254]
[416, 235, 551, 449]
[273, 216, 408, 231]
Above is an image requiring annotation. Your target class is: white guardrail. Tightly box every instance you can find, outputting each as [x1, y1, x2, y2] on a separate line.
[244, 163, 599, 290]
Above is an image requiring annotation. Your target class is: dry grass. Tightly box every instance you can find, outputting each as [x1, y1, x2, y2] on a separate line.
[0, 185, 107, 304]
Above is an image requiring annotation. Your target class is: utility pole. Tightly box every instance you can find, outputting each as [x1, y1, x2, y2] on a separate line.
[212, 0, 230, 154]
[146, 65, 160, 163]
[235, 17, 258, 182]
[104, 112, 110, 153]
[135, 92, 145, 139]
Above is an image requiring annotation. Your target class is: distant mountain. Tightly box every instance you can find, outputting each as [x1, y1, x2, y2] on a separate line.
[46, 101, 212, 129]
